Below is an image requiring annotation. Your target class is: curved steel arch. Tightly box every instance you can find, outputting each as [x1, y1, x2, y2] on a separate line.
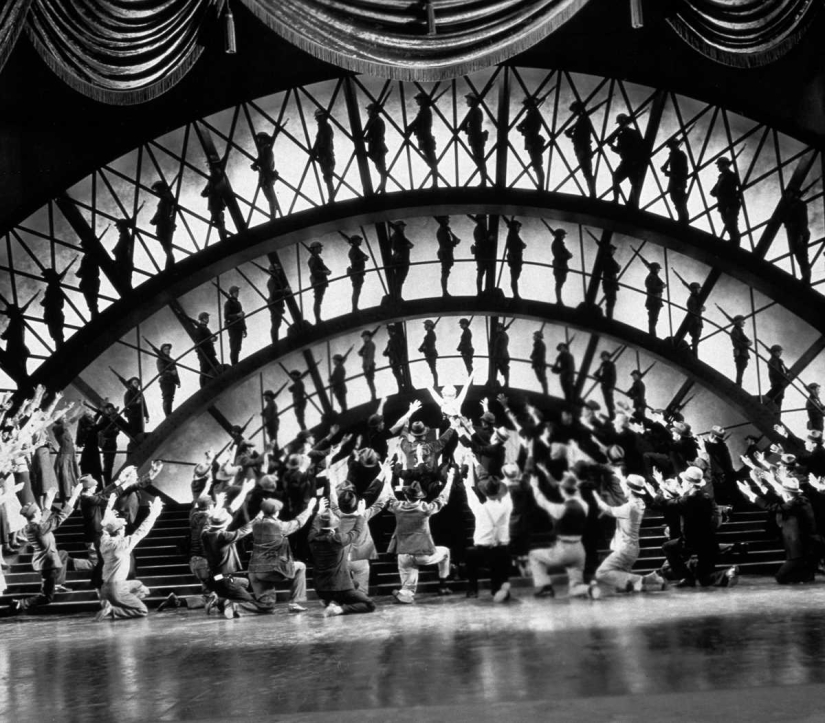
[124, 296, 785, 470]
[24, 187, 825, 394]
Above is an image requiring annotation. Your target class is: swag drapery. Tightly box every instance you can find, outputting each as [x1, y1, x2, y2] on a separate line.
[0, 0, 820, 105]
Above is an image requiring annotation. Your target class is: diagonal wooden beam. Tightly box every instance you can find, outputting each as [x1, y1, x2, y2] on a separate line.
[574, 334, 600, 397]
[194, 121, 248, 234]
[665, 378, 695, 417]
[785, 334, 825, 386]
[629, 90, 667, 208]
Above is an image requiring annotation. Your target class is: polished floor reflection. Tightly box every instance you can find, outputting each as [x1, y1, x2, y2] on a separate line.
[3, 578, 825, 722]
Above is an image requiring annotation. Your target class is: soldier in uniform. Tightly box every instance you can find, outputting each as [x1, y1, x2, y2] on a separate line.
[503, 217, 526, 300]
[552, 342, 576, 405]
[201, 160, 229, 240]
[150, 180, 176, 270]
[192, 311, 219, 388]
[516, 95, 546, 189]
[408, 92, 438, 187]
[123, 377, 149, 438]
[730, 314, 752, 387]
[419, 320, 439, 387]
[329, 351, 351, 413]
[307, 241, 331, 324]
[806, 383, 824, 432]
[531, 330, 548, 395]
[346, 234, 369, 313]
[457, 318, 474, 374]
[602, 243, 620, 319]
[565, 101, 596, 196]
[766, 344, 789, 415]
[389, 220, 413, 298]
[662, 137, 689, 224]
[383, 324, 406, 392]
[262, 389, 279, 444]
[224, 285, 247, 365]
[638, 252, 666, 337]
[312, 108, 336, 201]
[469, 214, 494, 295]
[76, 252, 100, 319]
[435, 216, 460, 297]
[364, 102, 389, 193]
[710, 157, 742, 246]
[156, 342, 180, 417]
[674, 272, 705, 354]
[266, 262, 287, 344]
[627, 370, 647, 420]
[358, 330, 377, 401]
[251, 126, 282, 217]
[781, 188, 811, 284]
[594, 350, 617, 418]
[288, 370, 309, 431]
[551, 228, 573, 306]
[40, 268, 65, 348]
[459, 93, 489, 185]
[0, 297, 32, 374]
[113, 217, 136, 289]
[491, 321, 510, 387]
[608, 113, 647, 205]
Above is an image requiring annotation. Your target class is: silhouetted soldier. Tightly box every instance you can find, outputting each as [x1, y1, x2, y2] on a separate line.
[627, 369, 647, 420]
[76, 251, 100, 319]
[503, 217, 526, 299]
[459, 93, 489, 185]
[389, 220, 413, 298]
[329, 348, 353, 412]
[251, 123, 284, 217]
[41, 266, 69, 348]
[552, 342, 576, 404]
[602, 243, 620, 319]
[673, 270, 704, 354]
[807, 383, 824, 432]
[343, 233, 369, 312]
[517, 95, 546, 189]
[608, 114, 646, 205]
[288, 369, 310, 431]
[766, 344, 789, 414]
[531, 330, 548, 395]
[662, 137, 689, 224]
[358, 329, 377, 401]
[408, 92, 438, 187]
[123, 377, 149, 437]
[565, 101, 596, 196]
[468, 214, 494, 295]
[224, 285, 247, 365]
[594, 350, 617, 418]
[201, 160, 229, 240]
[364, 102, 388, 193]
[156, 342, 180, 417]
[266, 262, 287, 344]
[457, 318, 474, 374]
[550, 227, 572, 305]
[435, 216, 460, 297]
[636, 250, 665, 337]
[192, 311, 219, 388]
[312, 108, 336, 201]
[262, 389, 280, 444]
[717, 307, 752, 387]
[150, 180, 176, 270]
[97, 402, 128, 485]
[710, 157, 742, 246]
[781, 188, 811, 284]
[383, 325, 406, 392]
[113, 218, 137, 289]
[491, 320, 510, 387]
[0, 294, 35, 374]
[307, 241, 331, 324]
[419, 319, 439, 387]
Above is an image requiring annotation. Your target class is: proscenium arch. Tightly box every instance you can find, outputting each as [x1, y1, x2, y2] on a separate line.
[125, 297, 790, 471]
[25, 187, 825, 394]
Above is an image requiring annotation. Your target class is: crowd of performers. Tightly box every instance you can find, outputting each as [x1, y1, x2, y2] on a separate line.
[5, 374, 825, 621]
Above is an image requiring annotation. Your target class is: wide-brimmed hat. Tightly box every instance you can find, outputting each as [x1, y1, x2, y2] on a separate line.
[358, 448, 380, 468]
[607, 445, 625, 463]
[403, 480, 426, 500]
[626, 474, 646, 494]
[494, 427, 510, 442]
[501, 464, 520, 481]
[782, 477, 802, 493]
[208, 509, 232, 528]
[410, 421, 429, 438]
[258, 475, 278, 492]
[679, 466, 704, 485]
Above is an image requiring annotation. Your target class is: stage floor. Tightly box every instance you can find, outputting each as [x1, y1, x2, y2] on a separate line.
[3, 577, 825, 722]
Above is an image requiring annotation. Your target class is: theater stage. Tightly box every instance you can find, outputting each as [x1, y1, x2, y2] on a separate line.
[3, 577, 825, 722]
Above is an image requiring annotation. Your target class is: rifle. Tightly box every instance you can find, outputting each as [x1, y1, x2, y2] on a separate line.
[503, 318, 516, 332]
[339, 345, 355, 362]
[540, 218, 562, 236]
[142, 337, 164, 357]
[602, 104, 652, 147]
[554, 97, 610, 139]
[338, 230, 356, 244]
[57, 256, 79, 282]
[212, 282, 232, 301]
[429, 86, 450, 105]
[0, 291, 39, 315]
[523, 84, 557, 108]
[270, 380, 289, 400]
[110, 367, 132, 390]
[672, 269, 693, 291]
[715, 304, 736, 326]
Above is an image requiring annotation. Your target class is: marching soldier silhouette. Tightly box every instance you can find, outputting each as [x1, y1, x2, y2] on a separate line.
[288, 369, 311, 431]
[201, 159, 229, 240]
[807, 383, 824, 432]
[113, 372, 149, 438]
[40, 261, 75, 348]
[717, 305, 751, 387]
[459, 93, 490, 185]
[516, 95, 546, 189]
[76, 249, 101, 319]
[152, 340, 180, 416]
[419, 319, 439, 387]
[602, 243, 620, 319]
[435, 216, 460, 297]
[608, 113, 647, 205]
[550, 226, 573, 305]
[766, 344, 789, 416]
[261, 386, 285, 444]
[389, 220, 413, 298]
[710, 157, 743, 246]
[565, 101, 596, 196]
[552, 342, 576, 405]
[251, 120, 287, 217]
[635, 249, 666, 337]
[340, 232, 369, 312]
[364, 101, 389, 193]
[265, 262, 287, 344]
[662, 137, 689, 224]
[531, 329, 548, 395]
[491, 320, 512, 388]
[780, 187, 811, 284]
[594, 350, 617, 418]
[358, 328, 379, 401]
[457, 318, 474, 374]
[383, 324, 406, 392]
[0, 292, 36, 375]
[307, 241, 331, 324]
[222, 285, 247, 365]
[673, 270, 704, 354]
[150, 179, 177, 270]
[468, 214, 494, 295]
[503, 217, 526, 299]
[627, 369, 647, 420]
[329, 347, 353, 413]
[191, 311, 220, 388]
[408, 92, 439, 187]
[113, 210, 141, 289]
[312, 108, 336, 201]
